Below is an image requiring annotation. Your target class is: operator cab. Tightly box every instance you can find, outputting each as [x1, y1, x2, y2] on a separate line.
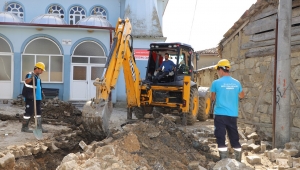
[145, 42, 194, 84]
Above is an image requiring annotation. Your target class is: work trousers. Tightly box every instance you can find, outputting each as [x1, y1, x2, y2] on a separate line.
[24, 99, 42, 118]
[156, 71, 169, 80]
[214, 115, 241, 148]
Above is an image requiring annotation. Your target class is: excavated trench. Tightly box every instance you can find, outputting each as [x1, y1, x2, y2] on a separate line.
[0, 98, 108, 170]
[1, 98, 282, 169]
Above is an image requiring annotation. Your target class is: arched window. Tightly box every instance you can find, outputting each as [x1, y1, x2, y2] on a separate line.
[91, 6, 107, 19]
[6, 2, 24, 20]
[69, 6, 85, 25]
[22, 38, 63, 82]
[0, 37, 12, 81]
[48, 5, 64, 19]
[72, 41, 106, 83]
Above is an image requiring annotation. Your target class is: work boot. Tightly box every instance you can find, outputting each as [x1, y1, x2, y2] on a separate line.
[21, 118, 33, 133]
[219, 151, 228, 160]
[234, 150, 242, 162]
[37, 117, 48, 133]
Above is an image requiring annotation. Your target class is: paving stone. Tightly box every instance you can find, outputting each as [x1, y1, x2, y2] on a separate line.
[248, 143, 261, 153]
[265, 149, 279, 162]
[79, 140, 87, 151]
[32, 147, 40, 155]
[208, 138, 216, 143]
[276, 158, 290, 169]
[247, 132, 258, 139]
[23, 148, 32, 156]
[57, 160, 78, 170]
[0, 152, 15, 168]
[245, 126, 254, 135]
[261, 143, 266, 152]
[40, 145, 48, 154]
[293, 158, 300, 168]
[246, 155, 261, 165]
[283, 148, 299, 157]
[213, 158, 254, 170]
[241, 143, 248, 150]
[188, 161, 199, 169]
[50, 142, 59, 153]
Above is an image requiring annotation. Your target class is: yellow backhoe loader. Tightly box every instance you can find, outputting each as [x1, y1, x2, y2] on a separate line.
[82, 18, 211, 137]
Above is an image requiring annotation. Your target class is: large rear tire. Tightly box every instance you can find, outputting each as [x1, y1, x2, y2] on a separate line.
[186, 88, 199, 125]
[197, 92, 211, 121]
[133, 106, 153, 119]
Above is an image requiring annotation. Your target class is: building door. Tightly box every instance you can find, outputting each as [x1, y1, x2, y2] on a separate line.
[71, 64, 105, 100]
[0, 37, 13, 99]
[71, 65, 88, 100]
[70, 41, 106, 100]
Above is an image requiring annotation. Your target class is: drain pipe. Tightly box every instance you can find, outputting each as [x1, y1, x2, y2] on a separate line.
[274, 0, 292, 148]
[272, 18, 278, 149]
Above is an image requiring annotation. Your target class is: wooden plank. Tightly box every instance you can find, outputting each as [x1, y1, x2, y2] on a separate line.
[292, 16, 300, 25]
[251, 26, 300, 42]
[245, 44, 300, 58]
[292, 35, 300, 42]
[243, 35, 300, 50]
[293, 0, 300, 7]
[292, 40, 300, 46]
[250, 31, 275, 42]
[241, 40, 275, 50]
[292, 44, 300, 51]
[292, 26, 300, 35]
[293, 6, 300, 18]
[244, 12, 300, 36]
[245, 46, 274, 58]
[244, 14, 277, 35]
[251, 5, 277, 22]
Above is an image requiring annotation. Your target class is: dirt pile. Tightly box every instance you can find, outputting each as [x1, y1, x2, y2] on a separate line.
[57, 117, 211, 170]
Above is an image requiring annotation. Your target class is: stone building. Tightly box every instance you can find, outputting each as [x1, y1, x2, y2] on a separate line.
[195, 47, 219, 69]
[196, 0, 300, 141]
[0, 0, 168, 102]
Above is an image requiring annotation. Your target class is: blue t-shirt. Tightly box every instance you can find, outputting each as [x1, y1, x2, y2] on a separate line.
[26, 73, 42, 100]
[159, 60, 176, 72]
[210, 76, 242, 117]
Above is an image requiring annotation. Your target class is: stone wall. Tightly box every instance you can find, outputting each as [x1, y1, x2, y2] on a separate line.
[195, 33, 300, 142]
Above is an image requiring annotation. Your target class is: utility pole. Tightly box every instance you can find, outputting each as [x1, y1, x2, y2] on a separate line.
[275, 0, 292, 148]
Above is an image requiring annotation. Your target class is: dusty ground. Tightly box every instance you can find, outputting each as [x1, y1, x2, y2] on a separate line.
[0, 100, 130, 152]
[0, 99, 289, 170]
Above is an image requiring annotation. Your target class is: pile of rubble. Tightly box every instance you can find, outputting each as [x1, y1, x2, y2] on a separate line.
[56, 116, 300, 169]
[57, 116, 210, 169]
[3, 98, 300, 169]
[11, 96, 83, 126]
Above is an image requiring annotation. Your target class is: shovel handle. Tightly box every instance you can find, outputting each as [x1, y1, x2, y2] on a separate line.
[32, 73, 37, 127]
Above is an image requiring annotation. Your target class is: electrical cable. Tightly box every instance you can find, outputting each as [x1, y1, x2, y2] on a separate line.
[188, 0, 198, 43]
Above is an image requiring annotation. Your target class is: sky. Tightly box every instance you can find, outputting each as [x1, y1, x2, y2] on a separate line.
[163, 0, 257, 51]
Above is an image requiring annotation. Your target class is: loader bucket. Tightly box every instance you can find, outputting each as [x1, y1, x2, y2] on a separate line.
[81, 100, 113, 137]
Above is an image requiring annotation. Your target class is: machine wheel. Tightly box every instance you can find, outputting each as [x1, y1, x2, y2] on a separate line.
[197, 92, 211, 121]
[133, 106, 153, 119]
[186, 88, 199, 125]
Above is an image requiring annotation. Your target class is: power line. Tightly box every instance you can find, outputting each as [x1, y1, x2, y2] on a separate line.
[188, 0, 197, 44]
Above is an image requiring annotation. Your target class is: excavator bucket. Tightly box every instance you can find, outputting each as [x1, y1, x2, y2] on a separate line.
[81, 99, 113, 137]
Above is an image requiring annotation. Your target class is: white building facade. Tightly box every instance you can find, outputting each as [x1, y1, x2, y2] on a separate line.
[0, 0, 168, 102]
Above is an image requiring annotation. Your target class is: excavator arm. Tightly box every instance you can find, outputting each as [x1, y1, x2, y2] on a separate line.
[82, 18, 141, 136]
[92, 18, 141, 107]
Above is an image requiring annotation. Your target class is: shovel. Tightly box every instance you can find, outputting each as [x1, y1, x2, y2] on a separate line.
[32, 73, 43, 140]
